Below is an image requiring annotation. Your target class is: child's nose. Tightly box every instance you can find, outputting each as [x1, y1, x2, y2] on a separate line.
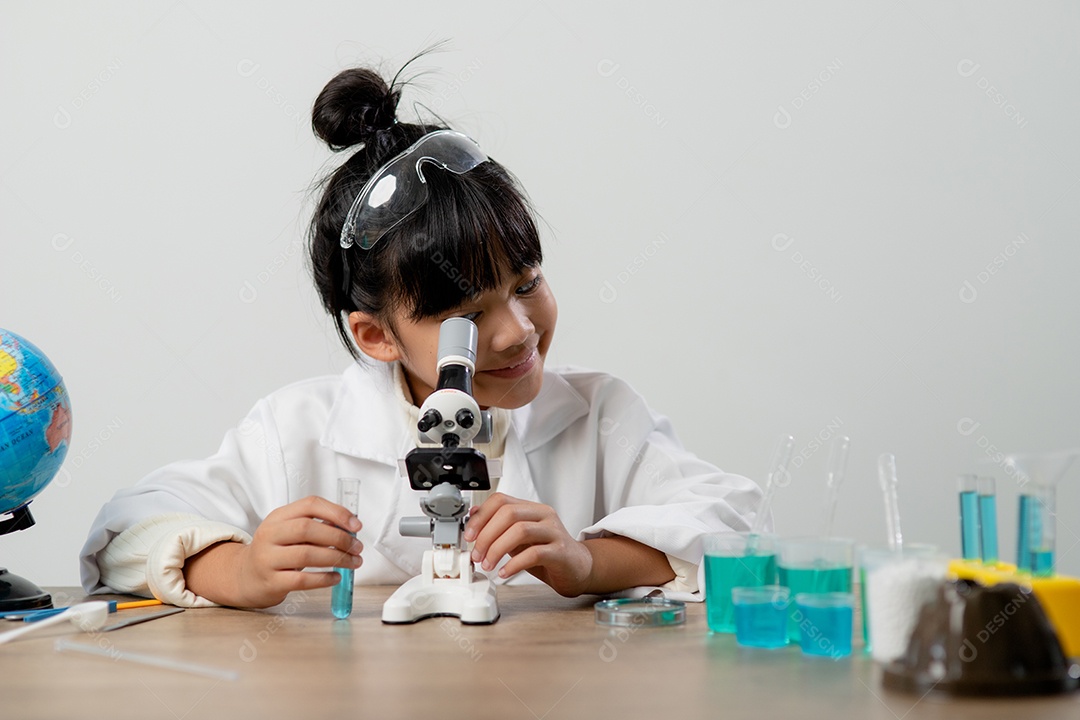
[490, 301, 535, 351]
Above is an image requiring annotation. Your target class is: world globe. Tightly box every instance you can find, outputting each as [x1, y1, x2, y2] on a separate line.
[1, 328, 70, 610]
[1, 329, 72, 519]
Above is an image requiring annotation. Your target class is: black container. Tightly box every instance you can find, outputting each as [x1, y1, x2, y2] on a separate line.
[882, 579, 1080, 696]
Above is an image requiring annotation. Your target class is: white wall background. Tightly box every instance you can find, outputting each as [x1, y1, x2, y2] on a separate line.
[2, 1, 1079, 586]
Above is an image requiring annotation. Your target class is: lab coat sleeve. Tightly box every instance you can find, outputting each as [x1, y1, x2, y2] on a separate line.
[578, 388, 767, 599]
[80, 399, 292, 596]
[96, 512, 253, 607]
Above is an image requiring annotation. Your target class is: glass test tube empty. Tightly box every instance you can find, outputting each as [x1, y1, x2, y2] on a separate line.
[977, 476, 998, 565]
[332, 478, 361, 619]
[957, 474, 980, 561]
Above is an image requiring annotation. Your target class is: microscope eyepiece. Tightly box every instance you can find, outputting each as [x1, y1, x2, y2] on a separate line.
[418, 409, 442, 433]
[436, 317, 478, 371]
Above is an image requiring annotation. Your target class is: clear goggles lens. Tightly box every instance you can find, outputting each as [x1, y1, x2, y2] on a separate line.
[339, 130, 489, 250]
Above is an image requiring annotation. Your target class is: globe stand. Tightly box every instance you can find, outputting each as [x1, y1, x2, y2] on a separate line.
[0, 506, 53, 612]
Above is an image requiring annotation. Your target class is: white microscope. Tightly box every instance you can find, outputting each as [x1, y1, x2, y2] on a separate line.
[381, 317, 502, 624]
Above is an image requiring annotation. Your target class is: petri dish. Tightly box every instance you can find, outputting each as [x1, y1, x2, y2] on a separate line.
[594, 597, 686, 627]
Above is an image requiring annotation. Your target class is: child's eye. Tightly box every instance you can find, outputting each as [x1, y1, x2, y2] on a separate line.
[461, 311, 482, 322]
[516, 275, 542, 295]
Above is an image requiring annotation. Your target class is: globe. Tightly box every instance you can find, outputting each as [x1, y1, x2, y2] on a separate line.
[0, 329, 72, 518]
[0, 329, 70, 611]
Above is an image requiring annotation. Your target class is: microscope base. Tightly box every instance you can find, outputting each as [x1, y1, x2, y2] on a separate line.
[382, 552, 499, 625]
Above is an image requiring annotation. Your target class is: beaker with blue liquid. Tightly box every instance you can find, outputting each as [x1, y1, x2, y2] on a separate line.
[703, 533, 777, 633]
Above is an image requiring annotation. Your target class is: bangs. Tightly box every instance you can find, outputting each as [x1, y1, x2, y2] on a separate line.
[380, 162, 542, 320]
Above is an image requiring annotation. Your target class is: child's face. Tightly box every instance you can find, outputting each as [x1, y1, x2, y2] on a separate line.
[362, 266, 557, 410]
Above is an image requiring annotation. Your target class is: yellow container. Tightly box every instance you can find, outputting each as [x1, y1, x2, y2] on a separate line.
[949, 559, 1080, 658]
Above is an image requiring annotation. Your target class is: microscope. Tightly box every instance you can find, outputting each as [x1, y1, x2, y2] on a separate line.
[381, 317, 502, 624]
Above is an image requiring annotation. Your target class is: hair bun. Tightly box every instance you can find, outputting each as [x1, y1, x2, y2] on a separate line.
[312, 68, 400, 151]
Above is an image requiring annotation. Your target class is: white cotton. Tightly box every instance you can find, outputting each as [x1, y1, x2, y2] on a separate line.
[866, 558, 945, 663]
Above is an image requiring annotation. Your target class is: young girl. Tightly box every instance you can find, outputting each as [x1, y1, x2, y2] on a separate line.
[80, 65, 764, 609]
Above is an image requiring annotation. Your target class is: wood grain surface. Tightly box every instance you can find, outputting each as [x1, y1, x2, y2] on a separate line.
[2, 586, 1077, 720]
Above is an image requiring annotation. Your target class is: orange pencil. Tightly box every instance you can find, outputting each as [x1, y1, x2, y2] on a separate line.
[114, 599, 164, 611]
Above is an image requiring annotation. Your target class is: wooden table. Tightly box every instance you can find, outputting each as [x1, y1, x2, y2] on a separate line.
[4, 586, 1079, 719]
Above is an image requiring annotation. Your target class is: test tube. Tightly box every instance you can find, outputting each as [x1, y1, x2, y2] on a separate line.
[977, 476, 998, 565]
[1025, 483, 1055, 577]
[1017, 492, 1040, 574]
[332, 478, 361, 619]
[957, 474, 981, 561]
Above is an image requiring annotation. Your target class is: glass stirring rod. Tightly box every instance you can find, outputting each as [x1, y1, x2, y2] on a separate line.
[332, 478, 361, 619]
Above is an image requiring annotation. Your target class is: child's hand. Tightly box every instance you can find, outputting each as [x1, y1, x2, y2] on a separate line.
[464, 493, 593, 597]
[235, 496, 363, 608]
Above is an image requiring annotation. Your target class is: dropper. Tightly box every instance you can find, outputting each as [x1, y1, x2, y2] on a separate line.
[820, 435, 851, 538]
[748, 434, 796, 548]
[877, 453, 904, 551]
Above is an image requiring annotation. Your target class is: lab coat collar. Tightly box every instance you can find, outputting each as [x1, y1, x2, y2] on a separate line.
[320, 360, 591, 465]
[320, 361, 415, 466]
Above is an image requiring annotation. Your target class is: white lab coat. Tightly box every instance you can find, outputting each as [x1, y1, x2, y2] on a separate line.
[80, 361, 764, 602]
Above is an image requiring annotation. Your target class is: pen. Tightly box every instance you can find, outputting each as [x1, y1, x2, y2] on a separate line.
[7, 599, 164, 622]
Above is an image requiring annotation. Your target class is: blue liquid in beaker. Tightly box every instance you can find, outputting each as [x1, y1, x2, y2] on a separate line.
[1031, 550, 1054, 577]
[733, 599, 788, 648]
[704, 553, 777, 633]
[777, 565, 851, 642]
[796, 601, 853, 658]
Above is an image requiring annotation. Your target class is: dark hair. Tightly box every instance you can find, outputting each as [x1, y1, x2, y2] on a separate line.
[308, 66, 543, 359]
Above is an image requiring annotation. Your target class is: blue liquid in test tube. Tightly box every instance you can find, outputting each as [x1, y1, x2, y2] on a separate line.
[332, 478, 361, 619]
[958, 475, 980, 561]
[977, 476, 998, 565]
[1017, 493, 1041, 574]
[332, 567, 354, 619]
[1022, 485, 1055, 577]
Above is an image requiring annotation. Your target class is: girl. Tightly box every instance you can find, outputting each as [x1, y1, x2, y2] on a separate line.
[80, 65, 764, 609]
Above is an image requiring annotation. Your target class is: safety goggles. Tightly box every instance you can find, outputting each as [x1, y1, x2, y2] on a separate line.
[338, 130, 490, 251]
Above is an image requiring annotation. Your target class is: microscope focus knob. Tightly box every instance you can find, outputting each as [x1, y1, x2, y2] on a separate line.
[418, 409, 442, 433]
[455, 409, 475, 429]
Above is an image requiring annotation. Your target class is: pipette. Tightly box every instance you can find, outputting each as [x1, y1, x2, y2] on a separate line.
[958, 474, 980, 561]
[977, 476, 998, 564]
[820, 435, 851, 538]
[748, 434, 795, 551]
[877, 454, 903, 551]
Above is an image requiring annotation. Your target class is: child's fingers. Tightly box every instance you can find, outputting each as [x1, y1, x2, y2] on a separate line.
[468, 502, 547, 563]
[279, 570, 343, 592]
[463, 492, 518, 540]
[270, 495, 362, 533]
[267, 517, 363, 555]
[463, 499, 494, 541]
[477, 522, 550, 571]
[497, 544, 547, 579]
[270, 545, 364, 572]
